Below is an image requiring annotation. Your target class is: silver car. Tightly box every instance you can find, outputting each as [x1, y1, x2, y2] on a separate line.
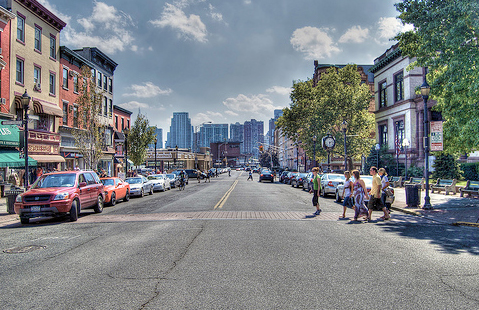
[320, 173, 345, 197]
[335, 175, 395, 208]
[147, 174, 170, 192]
[125, 176, 154, 197]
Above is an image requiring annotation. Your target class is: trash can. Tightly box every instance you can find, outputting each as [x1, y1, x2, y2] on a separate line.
[5, 186, 24, 214]
[405, 184, 421, 207]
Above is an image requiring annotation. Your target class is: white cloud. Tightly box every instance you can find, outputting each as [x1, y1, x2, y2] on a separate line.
[223, 94, 281, 115]
[266, 86, 292, 96]
[61, 1, 136, 55]
[192, 111, 223, 126]
[119, 101, 150, 110]
[376, 17, 414, 44]
[208, 4, 224, 23]
[338, 25, 369, 44]
[123, 82, 173, 98]
[243, 0, 252, 4]
[225, 110, 239, 117]
[290, 26, 341, 60]
[150, 3, 208, 43]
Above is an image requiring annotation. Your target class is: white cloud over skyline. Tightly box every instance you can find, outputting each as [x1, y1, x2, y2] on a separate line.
[123, 82, 173, 98]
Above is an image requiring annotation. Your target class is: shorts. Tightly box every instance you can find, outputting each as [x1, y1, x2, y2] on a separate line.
[367, 197, 384, 211]
[343, 196, 352, 208]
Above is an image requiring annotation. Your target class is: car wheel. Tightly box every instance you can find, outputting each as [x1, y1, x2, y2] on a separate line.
[110, 192, 116, 206]
[20, 217, 29, 224]
[70, 199, 79, 221]
[150, 186, 154, 195]
[140, 189, 144, 197]
[321, 187, 326, 197]
[93, 195, 104, 213]
[124, 190, 130, 202]
[335, 191, 341, 203]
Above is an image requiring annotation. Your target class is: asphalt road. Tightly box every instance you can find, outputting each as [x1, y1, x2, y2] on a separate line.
[1, 170, 479, 309]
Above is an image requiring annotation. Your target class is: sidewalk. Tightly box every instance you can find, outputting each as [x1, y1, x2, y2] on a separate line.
[1, 187, 479, 226]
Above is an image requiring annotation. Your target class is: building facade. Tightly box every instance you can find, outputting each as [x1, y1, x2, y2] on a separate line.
[113, 104, 131, 177]
[229, 122, 244, 153]
[167, 112, 192, 149]
[199, 123, 228, 149]
[243, 119, 264, 159]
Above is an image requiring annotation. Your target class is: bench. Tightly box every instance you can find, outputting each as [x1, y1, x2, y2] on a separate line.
[404, 177, 425, 190]
[389, 176, 403, 188]
[460, 180, 479, 198]
[430, 178, 457, 195]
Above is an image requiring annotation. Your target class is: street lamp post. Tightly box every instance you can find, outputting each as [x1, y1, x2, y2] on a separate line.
[421, 76, 433, 210]
[154, 137, 157, 173]
[375, 143, 380, 168]
[312, 135, 317, 168]
[402, 138, 410, 181]
[123, 127, 129, 176]
[341, 121, 348, 171]
[21, 90, 30, 187]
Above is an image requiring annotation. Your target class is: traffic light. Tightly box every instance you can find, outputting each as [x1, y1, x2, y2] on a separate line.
[259, 145, 263, 152]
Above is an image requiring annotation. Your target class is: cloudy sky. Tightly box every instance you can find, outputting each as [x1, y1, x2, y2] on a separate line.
[39, 0, 410, 144]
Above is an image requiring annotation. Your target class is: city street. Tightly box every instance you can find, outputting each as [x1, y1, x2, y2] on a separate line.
[1, 170, 479, 309]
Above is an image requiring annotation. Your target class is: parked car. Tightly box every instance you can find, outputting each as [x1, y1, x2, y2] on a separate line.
[284, 172, 299, 185]
[14, 170, 105, 224]
[259, 170, 275, 182]
[166, 174, 180, 188]
[100, 177, 130, 206]
[125, 176, 154, 197]
[319, 173, 346, 197]
[291, 173, 308, 188]
[279, 171, 290, 183]
[335, 175, 395, 208]
[302, 172, 314, 191]
[147, 174, 170, 191]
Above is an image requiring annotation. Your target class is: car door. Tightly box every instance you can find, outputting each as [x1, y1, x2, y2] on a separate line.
[78, 173, 92, 207]
[116, 178, 125, 200]
[83, 172, 98, 207]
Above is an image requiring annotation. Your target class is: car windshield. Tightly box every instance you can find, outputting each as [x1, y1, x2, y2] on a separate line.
[166, 174, 175, 179]
[148, 175, 163, 180]
[101, 179, 115, 186]
[328, 174, 345, 181]
[126, 178, 142, 184]
[32, 173, 76, 188]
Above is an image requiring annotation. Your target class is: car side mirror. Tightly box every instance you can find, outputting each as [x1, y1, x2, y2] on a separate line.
[79, 182, 87, 188]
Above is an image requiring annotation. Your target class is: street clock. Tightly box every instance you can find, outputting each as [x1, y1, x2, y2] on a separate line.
[322, 135, 336, 150]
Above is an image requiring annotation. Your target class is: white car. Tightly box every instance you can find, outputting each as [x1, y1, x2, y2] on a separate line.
[147, 174, 171, 192]
[125, 176, 154, 197]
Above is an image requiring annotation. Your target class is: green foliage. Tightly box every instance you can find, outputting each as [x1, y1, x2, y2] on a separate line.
[277, 65, 375, 165]
[259, 152, 280, 169]
[460, 163, 479, 181]
[431, 153, 461, 180]
[72, 66, 105, 170]
[364, 145, 396, 175]
[128, 114, 156, 166]
[395, 0, 479, 154]
[406, 165, 424, 178]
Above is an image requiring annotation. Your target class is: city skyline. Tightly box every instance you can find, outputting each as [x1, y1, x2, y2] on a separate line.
[34, 0, 412, 144]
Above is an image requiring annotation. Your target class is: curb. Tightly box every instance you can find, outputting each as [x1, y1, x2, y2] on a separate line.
[452, 221, 479, 227]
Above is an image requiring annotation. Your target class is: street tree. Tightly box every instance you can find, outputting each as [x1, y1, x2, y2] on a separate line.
[72, 66, 106, 170]
[276, 65, 375, 166]
[127, 113, 156, 166]
[395, 0, 479, 154]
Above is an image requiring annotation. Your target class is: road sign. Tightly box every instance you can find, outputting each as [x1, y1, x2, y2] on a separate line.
[1, 120, 23, 125]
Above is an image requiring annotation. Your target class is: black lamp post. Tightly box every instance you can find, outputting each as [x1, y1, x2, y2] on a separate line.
[123, 127, 129, 176]
[421, 76, 433, 210]
[375, 143, 380, 168]
[154, 137, 157, 173]
[341, 120, 348, 171]
[174, 145, 178, 168]
[312, 135, 317, 168]
[21, 90, 30, 187]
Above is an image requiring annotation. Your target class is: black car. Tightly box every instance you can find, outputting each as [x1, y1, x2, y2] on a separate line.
[291, 173, 308, 188]
[259, 170, 274, 182]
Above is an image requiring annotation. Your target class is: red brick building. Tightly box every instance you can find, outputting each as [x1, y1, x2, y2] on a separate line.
[113, 104, 132, 177]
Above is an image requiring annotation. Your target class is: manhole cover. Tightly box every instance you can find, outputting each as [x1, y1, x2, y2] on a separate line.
[3, 245, 46, 254]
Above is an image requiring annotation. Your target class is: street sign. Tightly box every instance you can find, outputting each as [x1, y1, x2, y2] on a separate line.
[430, 121, 443, 151]
[1, 120, 23, 125]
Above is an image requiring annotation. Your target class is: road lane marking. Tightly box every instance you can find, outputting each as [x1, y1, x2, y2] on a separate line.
[214, 180, 238, 209]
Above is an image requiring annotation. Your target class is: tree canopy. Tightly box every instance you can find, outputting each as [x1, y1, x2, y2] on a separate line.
[276, 65, 375, 165]
[395, 0, 479, 154]
[128, 114, 156, 166]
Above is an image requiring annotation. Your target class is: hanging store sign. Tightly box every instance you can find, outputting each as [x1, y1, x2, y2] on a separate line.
[430, 121, 443, 152]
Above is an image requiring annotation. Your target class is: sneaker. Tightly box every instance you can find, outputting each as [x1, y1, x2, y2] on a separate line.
[314, 209, 321, 216]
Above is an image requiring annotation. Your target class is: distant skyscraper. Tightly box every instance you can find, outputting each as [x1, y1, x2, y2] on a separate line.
[149, 127, 163, 149]
[230, 122, 244, 153]
[269, 109, 283, 147]
[199, 124, 228, 150]
[166, 112, 192, 149]
[244, 119, 264, 158]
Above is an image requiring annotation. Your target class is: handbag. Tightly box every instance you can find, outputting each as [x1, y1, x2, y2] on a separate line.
[385, 188, 394, 197]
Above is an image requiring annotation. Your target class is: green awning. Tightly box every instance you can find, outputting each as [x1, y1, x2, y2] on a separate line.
[0, 124, 20, 147]
[0, 149, 37, 168]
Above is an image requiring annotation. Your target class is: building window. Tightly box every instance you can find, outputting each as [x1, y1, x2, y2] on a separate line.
[108, 78, 112, 93]
[379, 81, 387, 108]
[121, 118, 124, 130]
[34, 26, 42, 51]
[104, 97, 108, 116]
[63, 104, 68, 125]
[17, 15, 25, 42]
[49, 73, 56, 95]
[379, 124, 388, 146]
[394, 72, 404, 102]
[395, 120, 405, 153]
[50, 36, 56, 59]
[108, 99, 112, 117]
[115, 116, 118, 130]
[97, 72, 102, 88]
[73, 75, 79, 93]
[103, 75, 107, 91]
[73, 106, 78, 128]
[16, 58, 24, 84]
[34, 67, 41, 89]
[63, 68, 68, 88]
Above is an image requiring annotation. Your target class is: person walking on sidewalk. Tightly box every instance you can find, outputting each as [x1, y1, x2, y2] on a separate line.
[310, 167, 322, 216]
[247, 170, 253, 181]
[378, 168, 390, 211]
[341, 171, 353, 218]
[367, 167, 390, 221]
[352, 170, 369, 221]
